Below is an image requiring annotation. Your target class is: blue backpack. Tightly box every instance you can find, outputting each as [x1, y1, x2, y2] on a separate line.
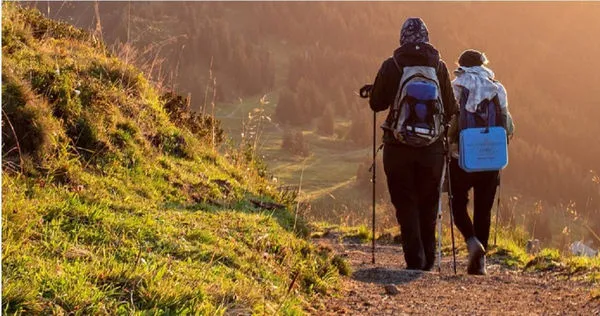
[458, 88, 502, 131]
[388, 63, 445, 147]
[458, 88, 508, 172]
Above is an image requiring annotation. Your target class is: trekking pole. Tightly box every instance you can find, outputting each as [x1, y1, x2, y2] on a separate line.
[360, 84, 376, 264]
[437, 160, 446, 273]
[371, 111, 376, 264]
[493, 171, 502, 246]
[444, 140, 457, 274]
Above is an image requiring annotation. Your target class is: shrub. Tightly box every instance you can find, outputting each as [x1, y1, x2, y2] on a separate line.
[148, 128, 193, 159]
[317, 105, 335, 136]
[281, 129, 310, 157]
[160, 91, 223, 145]
[2, 72, 67, 166]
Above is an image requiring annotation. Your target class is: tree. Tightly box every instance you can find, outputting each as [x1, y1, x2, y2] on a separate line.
[274, 89, 295, 124]
[347, 109, 370, 146]
[281, 129, 310, 157]
[317, 104, 335, 136]
[293, 130, 310, 157]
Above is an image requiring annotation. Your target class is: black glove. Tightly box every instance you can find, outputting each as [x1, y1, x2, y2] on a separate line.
[359, 84, 373, 99]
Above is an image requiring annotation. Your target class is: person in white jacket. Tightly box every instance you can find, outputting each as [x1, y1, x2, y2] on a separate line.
[448, 49, 514, 275]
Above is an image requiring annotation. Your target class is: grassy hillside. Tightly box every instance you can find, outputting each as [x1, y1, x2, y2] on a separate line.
[1, 4, 346, 314]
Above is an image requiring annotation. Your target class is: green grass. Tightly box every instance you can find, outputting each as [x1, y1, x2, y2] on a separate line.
[565, 255, 600, 274]
[487, 226, 600, 280]
[2, 4, 343, 314]
[2, 155, 343, 314]
[263, 129, 368, 195]
[486, 226, 531, 268]
[309, 222, 373, 244]
[590, 287, 600, 300]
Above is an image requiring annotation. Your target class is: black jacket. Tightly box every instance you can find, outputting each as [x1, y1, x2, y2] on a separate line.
[369, 42, 458, 146]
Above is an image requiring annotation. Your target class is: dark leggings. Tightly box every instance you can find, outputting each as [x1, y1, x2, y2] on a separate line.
[449, 158, 499, 250]
[383, 143, 444, 270]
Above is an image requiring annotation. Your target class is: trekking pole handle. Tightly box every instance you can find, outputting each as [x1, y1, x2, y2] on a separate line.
[360, 84, 373, 99]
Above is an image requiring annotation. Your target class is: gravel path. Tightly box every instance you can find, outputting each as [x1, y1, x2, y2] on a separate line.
[311, 235, 600, 315]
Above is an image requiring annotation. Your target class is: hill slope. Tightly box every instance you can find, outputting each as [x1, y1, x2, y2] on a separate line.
[1, 4, 345, 314]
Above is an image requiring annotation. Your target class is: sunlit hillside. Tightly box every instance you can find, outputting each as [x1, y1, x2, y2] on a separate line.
[1, 4, 345, 313]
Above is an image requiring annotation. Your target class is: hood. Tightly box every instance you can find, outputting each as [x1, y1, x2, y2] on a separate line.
[393, 42, 440, 67]
[453, 66, 501, 113]
[454, 65, 495, 79]
[399, 17, 429, 46]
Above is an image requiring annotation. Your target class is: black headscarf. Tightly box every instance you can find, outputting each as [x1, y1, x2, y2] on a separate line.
[400, 18, 429, 46]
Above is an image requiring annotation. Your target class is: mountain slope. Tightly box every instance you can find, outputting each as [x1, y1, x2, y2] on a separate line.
[1, 4, 345, 314]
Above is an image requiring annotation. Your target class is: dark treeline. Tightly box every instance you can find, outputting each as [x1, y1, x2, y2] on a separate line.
[37, 2, 600, 233]
[36, 2, 275, 102]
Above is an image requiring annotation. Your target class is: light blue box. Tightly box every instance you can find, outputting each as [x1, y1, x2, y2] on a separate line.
[459, 127, 508, 172]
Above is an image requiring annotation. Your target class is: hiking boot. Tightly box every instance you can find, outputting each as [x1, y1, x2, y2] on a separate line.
[476, 255, 487, 275]
[421, 262, 434, 272]
[466, 237, 485, 275]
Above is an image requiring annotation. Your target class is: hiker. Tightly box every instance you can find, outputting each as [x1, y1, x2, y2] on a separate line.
[368, 18, 458, 271]
[448, 49, 515, 275]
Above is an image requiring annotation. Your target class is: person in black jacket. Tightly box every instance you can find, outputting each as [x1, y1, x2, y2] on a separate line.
[369, 17, 458, 270]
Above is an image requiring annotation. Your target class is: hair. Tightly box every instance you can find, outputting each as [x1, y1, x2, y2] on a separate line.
[458, 49, 489, 67]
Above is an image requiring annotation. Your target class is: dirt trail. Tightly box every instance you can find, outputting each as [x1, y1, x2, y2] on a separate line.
[311, 234, 600, 315]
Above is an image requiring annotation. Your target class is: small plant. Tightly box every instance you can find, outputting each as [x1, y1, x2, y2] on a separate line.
[524, 248, 562, 272]
[277, 185, 300, 207]
[341, 224, 372, 243]
[331, 255, 351, 276]
[560, 198, 600, 254]
[240, 94, 272, 160]
[160, 91, 224, 145]
[148, 128, 192, 158]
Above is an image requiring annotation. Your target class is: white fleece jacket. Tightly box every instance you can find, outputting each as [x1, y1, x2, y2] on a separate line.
[452, 65, 514, 136]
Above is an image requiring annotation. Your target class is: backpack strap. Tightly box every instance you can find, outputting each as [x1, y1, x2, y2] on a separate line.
[491, 94, 504, 127]
[434, 60, 448, 121]
[392, 56, 402, 72]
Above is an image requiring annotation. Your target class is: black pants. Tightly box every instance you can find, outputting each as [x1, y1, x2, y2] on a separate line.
[449, 158, 499, 250]
[383, 142, 444, 270]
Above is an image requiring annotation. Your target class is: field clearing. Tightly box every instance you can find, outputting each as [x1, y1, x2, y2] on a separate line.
[216, 97, 371, 199]
[214, 96, 399, 230]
